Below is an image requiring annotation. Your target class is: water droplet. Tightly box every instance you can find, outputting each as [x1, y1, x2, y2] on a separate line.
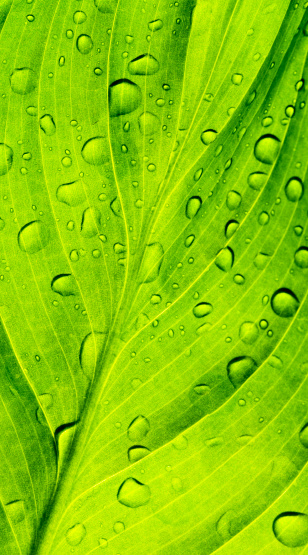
[39, 114, 56, 136]
[109, 79, 142, 117]
[76, 34, 93, 54]
[247, 172, 267, 191]
[79, 331, 106, 379]
[254, 252, 270, 270]
[201, 129, 217, 145]
[233, 274, 245, 285]
[216, 510, 237, 541]
[51, 274, 77, 296]
[26, 105, 37, 116]
[82, 136, 107, 165]
[18, 221, 49, 254]
[225, 220, 239, 238]
[215, 247, 234, 272]
[194, 168, 203, 181]
[231, 73, 243, 85]
[239, 322, 259, 344]
[127, 415, 150, 442]
[110, 197, 121, 217]
[273, 512, 308, 547]
[139, 242, 164, 283]
[5, 500, 25, 525]
[70, 249, 79, 262]
[184, 235, 195, 247]
[227, 356, 257, 388]
[148, 19, 163, 31]
[61, 156, 72, 167]
[66, 29, 74, 39]
[258, 211, 269, 226]
[117, 478, 151, 508]
[285, 105, 295, 118]
[138, 111, 159, 135]
[193, 384, 210, 395]
[128, 54, 159, 75]
[294, 225, 303, 236]
[0, 143, 13, 175]
[10, 67, 35, 94]
[66, 523, 86, 546]
[294, 247, 308, 268]
[128, 446, 150, 462]
[193, 302, 213, 318]
[299, 423, 308, 448]
[81, 207, 101, 238]
[172, 435, 188, 450]
[254, 134, 280, 164]
[0, 218, 5, 231]
[262, 116, 273, 127]
[73, 10, 87, 24]
[56, 180, 86, 207]
[285, 177, 304, 202]
[113, 521, 125, 534]
[94, 0, 115, 12]
[186, 196, 202, 219]
[271, 288, 299, 318]
[150, 294, 161, 304]
[226, 190, 242, 210]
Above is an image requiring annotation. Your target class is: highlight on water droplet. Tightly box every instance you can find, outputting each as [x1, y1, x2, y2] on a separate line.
[186, 196, 202, 219]
[227, 356, 257, 387]
[66, 523, 86, 546]
[215, 247, 234, 272]
[0, 143, 13, 175]
[81, 136, 106, 165]
[273, 512, 308, 547]
[18, 221, 49, 254]
[39, 114, 56, 136]
[128, 54, 159, 75]
[254, 134, 280, 164]
[271, 288, 299, 318]
[117, 478, 151, 508]
[10, 67, 36, 94]
[109, 79, 142, 117]
[285, 177, 304, 202]
[201, 129, 217, 146]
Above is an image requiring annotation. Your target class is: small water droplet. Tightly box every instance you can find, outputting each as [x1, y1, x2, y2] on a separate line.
[299, 423, 308, 448]
[271, 288, 299, 318]
[81, 207, 101, 238]
[127, 415, 150, 442]
[193, 302, 213, 318]
[148, 19, 163, 31]
[254, 134, 280, 164]
[128, 446, 150, 462]
[40, 114, 56, 136]
[201, 129, 217, 145]
[139, 242, 164, 283]
[231, 73, 243, 85]
[18, 221, 49, 254]
[109, 79, 142, 117]
[226, 190, 242, 210]
[225, 220, 239, 238]
[294, 247, 308, 268]
[0, 143, 13, 175]
[51, 274, 77, 296]
[215, 247, 234, 272]
[285, 177, 304, 202]
[117, 478, 151, 508]
[76, 34, 93, 54]
[10, 67, 35, 94]
[73, 10, 87, 24]
[239, 322, 259, 344]
[66, 523, 86, 546]
[79, 332, 106, 379]
[57, 180, 86, 206]
[186, 196, 202, 219]
[138, 111, 159, 135]
[128, 54, 159, 75]
[247, 172, 267, 191]
[227, 356, 257, 388]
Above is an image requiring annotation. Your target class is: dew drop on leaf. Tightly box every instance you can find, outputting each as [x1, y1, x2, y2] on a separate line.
[216, 509, 237, 541]
[225, 220, 239, 238]
[73, 10, 87, 24]
[148, 19, 163, 31]
[81, 137, 106, 165]
[0, 143, 13, 175]
[113, 521, 125, 534]
[193, 384, 210, 395]
[138, 111, 160, 135]
[128, 54, 159, 75]
[239, 322, 259, 344]
[76, 34, 93, 54]
[273, 512, 308, 547]
[226, 190, 241, 210]
[5, 500, 25, 524]
[139, 242, 164, 283]
[117, 478, 151, 508]
[299, 423, 308, 448]
[200, 129, 217, 145]
[66, 523, 86, 546]
[215, 247, 234, 272]
[51, 274, 77, 296]
[94, 0, 115, 13]
[56, 180, 87, 206]
[128, 445, 150, 462]
[109, 79, 142, 116]
[39, 114, 56, 136]
[186, 196, 202, 219]
[247, 171, 267, 190]
[254, 134, 280, 164]
[285, 177, 304, 202]
[184, 234, 195, 247]
[10, 67, 35, 94]
[18, 221, 49, 254]
[79, 332, 106, 379]
[294, 247, 308, 268]
[81, 207, 101, 238]
[254, 252, 270, 270]
[271, 288, 299, 318]
[231, 73, 243, 85]
[193, 302, 213, 318]
[127, 415, 150, 442]
[227, 356, 257, 388]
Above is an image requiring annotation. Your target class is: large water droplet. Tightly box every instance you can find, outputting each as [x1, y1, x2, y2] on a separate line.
[66, 523, 86, 546]
[51, 274, 77, 296]
[186, 196, 202, 219]
[193, 302, 213, 318]
[0, 143, 13, 175]
[128, 54, 159, 75]
[201, 129, 217, 145]
[254, 134, 280, 164]
[117, 478, 151, 508]
[299, 423, 308, 448]
[254, 252, 270, 270]
[128, 446, 150, 463]
[81, 207, 101, 238]
[39, 114, 56, 136]
[127, 415, 150, 442]
[94, 0, 115, 12]
[227, 356, 257, 387]
[18, 221, 49, 254]
[73, 10, 87, 24]
[271, 288, 299, 318]
[247, 172, 267, 190]
[5, 500, 25, 524]
[109, 79, 142, 117]
[148, 19, 163, 31]
[110, 197, 122, 217]
[56, 180, 86, 206]
[215, 247, 234, 272]
[139, 242, 164, 283]
[76, 34, 93, 54]
[79, 331, 106, 379]
[10, 67, 35, 94]
[273, 512, 308, 547]
[225, 220, 239, 238]
[294, 247, 308, 268]
[285, 177, 304, 202]
[81, 136, 106, 165]
[226, 191, 242, 210]
[216, 510, 237, 541]
[239, 321, 259, 344]
[138, 111, 160, 135]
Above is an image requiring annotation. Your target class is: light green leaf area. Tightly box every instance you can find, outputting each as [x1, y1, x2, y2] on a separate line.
[0, 0, 307, 553]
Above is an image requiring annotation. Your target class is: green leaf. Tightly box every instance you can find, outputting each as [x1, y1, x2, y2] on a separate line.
[0, 0, 307, 553]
